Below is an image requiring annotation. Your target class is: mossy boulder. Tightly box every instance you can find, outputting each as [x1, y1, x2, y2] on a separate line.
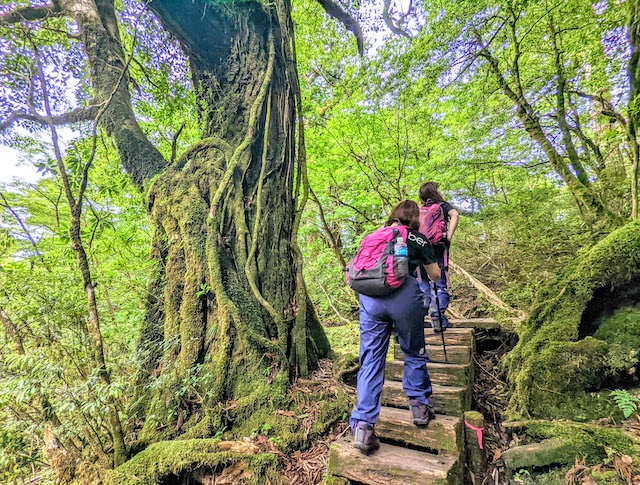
[514, 421, 640, 466]
[505, 221, 640, 420]
[106, 439, 280, 485]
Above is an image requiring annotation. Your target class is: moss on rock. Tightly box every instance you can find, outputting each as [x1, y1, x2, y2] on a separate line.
[593, 307, 640, 351]
[505, 221, 640, 419]
[517, 421, 640, 465]
[107, 439, 280, 485]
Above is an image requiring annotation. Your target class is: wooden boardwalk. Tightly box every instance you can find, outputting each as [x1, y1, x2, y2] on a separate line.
[326, 319, 486, 484]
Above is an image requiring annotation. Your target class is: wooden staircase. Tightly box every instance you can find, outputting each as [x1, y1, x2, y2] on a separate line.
[326, 324, 478, 485]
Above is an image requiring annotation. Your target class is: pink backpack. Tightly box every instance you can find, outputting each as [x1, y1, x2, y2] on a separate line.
[345, 226, 409, 297]
[419, 203, 447, 246]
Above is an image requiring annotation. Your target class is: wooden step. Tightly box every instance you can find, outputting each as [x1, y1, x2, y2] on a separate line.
[424, 328, 474, 346]
[449, 318, 500, 329]
[381, 381, 466, 415]
[394, 344, 471, 364]
[328, 438, 458, 485]
[377, 406, 462, 456]
[385, 360, 469, 387]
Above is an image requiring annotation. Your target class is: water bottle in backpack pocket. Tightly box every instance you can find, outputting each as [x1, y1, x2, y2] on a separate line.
[345, 226, 409, 297]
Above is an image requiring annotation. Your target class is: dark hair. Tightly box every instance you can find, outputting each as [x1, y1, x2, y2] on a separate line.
[419, 182, 445, 205]
[385, 200, 420, 230]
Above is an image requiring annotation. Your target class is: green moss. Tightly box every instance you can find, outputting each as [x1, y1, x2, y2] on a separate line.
[231, 372, 351, 453]
[311, 392, 352, 436]
[107, 439, 279, 485]
[325, 443, 342, 478]
[332, 352, 359, 381]
[514, 466, 623, 485]
[517, 420, 640, 465]
[324, 323, 360, 357]
[502, 438, 576, 470]
[525, 389, 623, 422]
[509, 338, 633, 420]
[594, 306, 640, 350]
[506, 221, 640, 419]
[178, 409, 225, 440]
[322, 477, 350, 485]
[591, 469, 624, 483]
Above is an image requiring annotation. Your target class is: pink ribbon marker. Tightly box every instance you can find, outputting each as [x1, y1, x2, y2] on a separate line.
[464, 420, 485, 449]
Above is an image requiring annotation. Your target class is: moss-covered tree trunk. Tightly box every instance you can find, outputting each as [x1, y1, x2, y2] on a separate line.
[129, 0, 330, 440]
[12, 0, 331, 462]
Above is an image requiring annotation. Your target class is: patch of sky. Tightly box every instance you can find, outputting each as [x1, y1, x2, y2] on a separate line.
[554, 210, 571, 222]
[592, 0, 608, 15]
[1, 125, 78, 185]
[0, 145, 41, 185]
[602, 26, 631, 105]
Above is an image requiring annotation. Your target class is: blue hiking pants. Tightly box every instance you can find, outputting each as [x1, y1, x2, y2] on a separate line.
[419, 266, 450, 330]
[350, 277, 432, 428]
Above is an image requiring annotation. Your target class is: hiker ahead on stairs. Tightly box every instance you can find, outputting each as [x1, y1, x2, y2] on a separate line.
[345, 200, 441, 453]
[418, 182, 459, 332]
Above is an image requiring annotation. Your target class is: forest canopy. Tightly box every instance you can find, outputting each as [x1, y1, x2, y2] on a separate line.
[1, 0, 640, 483]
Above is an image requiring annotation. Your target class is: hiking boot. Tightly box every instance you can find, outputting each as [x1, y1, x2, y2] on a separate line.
[432, 318, 450, 333]
[409, 400, 436, 426]
[352, 421, 380, 453]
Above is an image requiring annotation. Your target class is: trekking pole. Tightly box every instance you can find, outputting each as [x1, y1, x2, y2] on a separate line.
[432, 282, 448, 363]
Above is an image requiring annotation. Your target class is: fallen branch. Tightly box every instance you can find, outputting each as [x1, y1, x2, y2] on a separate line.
[449, 260, 527, 321]
[446, 304, 465, 320]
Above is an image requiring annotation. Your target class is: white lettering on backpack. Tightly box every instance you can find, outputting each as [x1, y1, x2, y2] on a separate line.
[408, 231, 427, 247]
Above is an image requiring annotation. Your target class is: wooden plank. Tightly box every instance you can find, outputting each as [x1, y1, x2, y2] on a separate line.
[377, 406, 462, 456]
[394, 344, 471, 364]
[424, 328, 474, 346]
[381, 381, 466, 416]
[449, 318, 501, 329]
[385, 360, 469, 388]
[327, 438, 456, 485]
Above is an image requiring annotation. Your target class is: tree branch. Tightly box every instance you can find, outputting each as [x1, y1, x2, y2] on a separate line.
[569, 112, 605, 173]
[310, 187, 347, 269]
[58, 0, 167, 189]
[0, 3, 61, 25]
[383, 0, 412, 39]
[0, 192, 50, 271]
[570, 89, 628, 127]
[170, 123, 186, 163]
[0, 306, 25, 355]
[0, 104, 101, 132]
[316, 0, 364, 55]
[549, 16, 590, 187]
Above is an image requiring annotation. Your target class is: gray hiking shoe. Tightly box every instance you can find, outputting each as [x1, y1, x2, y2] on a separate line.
[409, 400, 436, 426]
[432, 318, 450, 333]
[352, 421, 380, 453]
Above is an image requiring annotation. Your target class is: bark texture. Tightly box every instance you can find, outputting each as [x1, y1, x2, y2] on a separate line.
[629, 0, 640, 219]
[136, 0, 329, 440]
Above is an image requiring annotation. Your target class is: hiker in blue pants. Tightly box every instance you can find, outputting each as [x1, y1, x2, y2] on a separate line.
[418, 182, 459, 332]
[350, 200, 442, 453]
